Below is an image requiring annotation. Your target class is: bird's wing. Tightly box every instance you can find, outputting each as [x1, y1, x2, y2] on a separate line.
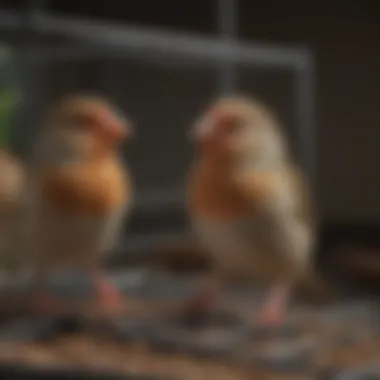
[233, 166, 315, 274]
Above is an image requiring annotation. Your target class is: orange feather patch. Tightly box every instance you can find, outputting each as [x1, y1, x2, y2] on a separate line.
[39, 156, 130, 215]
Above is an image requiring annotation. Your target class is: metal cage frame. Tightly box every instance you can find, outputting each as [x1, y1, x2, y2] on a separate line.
[0, 0, 317, 256]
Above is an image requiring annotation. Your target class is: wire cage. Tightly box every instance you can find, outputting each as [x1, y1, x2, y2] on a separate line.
[5, 3, 380, 380]
[0, 0, 316, 265]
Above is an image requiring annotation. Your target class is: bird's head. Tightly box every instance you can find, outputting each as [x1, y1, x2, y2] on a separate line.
[38, 95, 132, 163]
[190, 95, 287, 166]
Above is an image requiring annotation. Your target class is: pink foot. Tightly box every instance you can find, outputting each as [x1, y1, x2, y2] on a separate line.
[254, 283, 290, 327]
[93, 275, 126, 316]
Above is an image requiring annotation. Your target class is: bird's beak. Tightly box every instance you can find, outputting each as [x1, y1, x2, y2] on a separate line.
[101, 121, 132, 142]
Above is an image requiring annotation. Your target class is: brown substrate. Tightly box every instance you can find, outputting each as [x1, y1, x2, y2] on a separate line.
[0, 282, 379, 380]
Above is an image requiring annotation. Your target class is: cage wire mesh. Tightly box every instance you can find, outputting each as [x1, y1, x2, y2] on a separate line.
[3, 6, 380, 380]
[0, 2, 316, 259]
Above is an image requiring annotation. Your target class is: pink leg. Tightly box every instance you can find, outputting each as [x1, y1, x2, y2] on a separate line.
[255, 282, 291, 326]
[29, 272, 125, 317]
[91, 272, 126, 316]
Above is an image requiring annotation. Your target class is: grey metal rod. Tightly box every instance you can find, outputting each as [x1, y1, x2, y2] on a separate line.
[0, 9, 309, 69]
[218, 0, 238, 38]
[11, 2, 47, 159]
[295, 52, 318, 202]
[217, 0, 238, 95]
[0, 7, 316, 214]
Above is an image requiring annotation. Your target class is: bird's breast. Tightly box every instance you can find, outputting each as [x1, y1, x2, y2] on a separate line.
[194, 217, 255, 252]
[39, 158, 130, 215]
[188, 167, 251, 220]
[192, 217, 262, 271]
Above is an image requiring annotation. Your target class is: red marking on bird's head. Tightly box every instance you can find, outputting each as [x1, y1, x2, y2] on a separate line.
[67, 101, 132, 144]
[191, 105, 240, 143]
[87, 107, 129, 141]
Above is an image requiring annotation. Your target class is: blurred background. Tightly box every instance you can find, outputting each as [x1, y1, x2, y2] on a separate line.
[0, 0, 379, 280]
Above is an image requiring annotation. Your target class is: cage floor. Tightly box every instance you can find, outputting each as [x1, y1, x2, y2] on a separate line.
[0, 268, 379, 380]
